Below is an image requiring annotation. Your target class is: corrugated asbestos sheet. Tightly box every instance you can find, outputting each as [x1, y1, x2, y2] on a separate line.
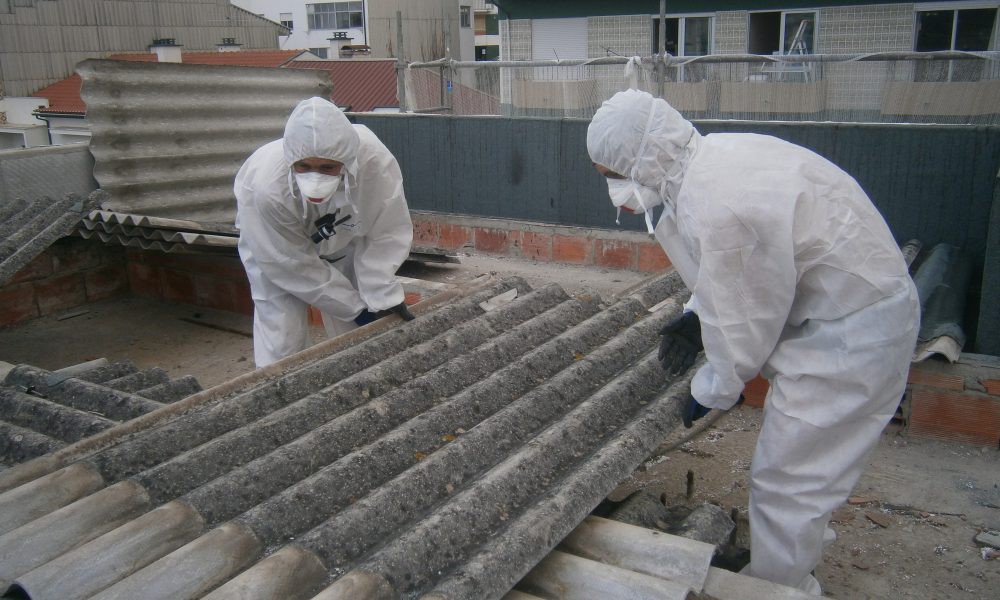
[0, 191, 101, 287]
[0, 273, 714, 600]
[77, 210, 238, 254]
[80, 59, 333, 225]
[0, 359, 202, 468]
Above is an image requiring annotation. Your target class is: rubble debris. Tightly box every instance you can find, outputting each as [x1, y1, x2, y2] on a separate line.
[865, 511, 894, 528]
[973, 530, 1000, 548]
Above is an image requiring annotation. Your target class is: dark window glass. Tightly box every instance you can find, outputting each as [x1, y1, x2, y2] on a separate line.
[955, 8, 997, 51]
[915, 10, 955, 51]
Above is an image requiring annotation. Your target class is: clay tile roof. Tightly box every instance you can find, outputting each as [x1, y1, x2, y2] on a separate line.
[285, 59, 399, 112]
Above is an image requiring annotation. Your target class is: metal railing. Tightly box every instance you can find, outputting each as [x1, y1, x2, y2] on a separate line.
[400, 51, 1000, 125]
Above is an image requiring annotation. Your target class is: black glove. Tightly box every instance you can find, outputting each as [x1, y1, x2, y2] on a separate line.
[682, 393, 745, 429]
[353, 302, 415, 327]
[658, 312, 704, 376]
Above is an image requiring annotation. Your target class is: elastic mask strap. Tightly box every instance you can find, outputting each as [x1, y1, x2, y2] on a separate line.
[628, 102, 661, 182]
[615, 206, 622, 226]
[644, 210, 655, 235]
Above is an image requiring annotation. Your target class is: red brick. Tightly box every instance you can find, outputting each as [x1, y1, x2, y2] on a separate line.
[134, 252, 247, 281]
[49, 238, 102, 273]
[0, 283, 39, 325]
[194, 275, 239, 313]
[84, 265, 129, 301]
[404, 291, 422, 305]
[234, 281, 254, 316]
[982, 379, 1000, 397]
[907, 368, 965, 391]
[411, 220, 439, 247]
[161, 269, 197, 305]
[552, 235, 590, 264]
[521, 231, 552, 261]
[594, 240, 636, 270]
[127, 262, 162, 298]
[438, 224, 472, 251]
[34, 272, 86, 315]
[638, 242, 672, 273]
[474, 228, 520, 254]
[742, 375, 769, 409]
[9, 252, 54, 284]
[909, 387, 1000, 447]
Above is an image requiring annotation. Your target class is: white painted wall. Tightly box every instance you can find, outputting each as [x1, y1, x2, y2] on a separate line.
[232, 0, 370, 55]
[1, 97, 50, 125]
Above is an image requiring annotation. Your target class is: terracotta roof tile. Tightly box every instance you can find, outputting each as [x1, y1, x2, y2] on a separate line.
[285, 60, 399, 112]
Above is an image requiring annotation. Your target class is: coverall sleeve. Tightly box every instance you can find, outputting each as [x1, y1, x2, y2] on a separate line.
[688, 205, 797, 410]
[352, 145, 413, 311]
[240, 187, 366, 321]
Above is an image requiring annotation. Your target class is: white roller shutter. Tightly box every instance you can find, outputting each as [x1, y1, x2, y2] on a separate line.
[531, 18, 588, 61]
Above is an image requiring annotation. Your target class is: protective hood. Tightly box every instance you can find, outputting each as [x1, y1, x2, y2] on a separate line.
[587, 89, 700, 206]
[282, 97, 360, 173]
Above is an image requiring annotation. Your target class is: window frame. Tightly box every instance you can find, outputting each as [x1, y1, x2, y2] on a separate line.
[460, 6, 471, 29]
[651, 13, 715, 57]
[306, 2, 364, 31]
[746, 9, 819, 55]
[913, 2, 999, 51]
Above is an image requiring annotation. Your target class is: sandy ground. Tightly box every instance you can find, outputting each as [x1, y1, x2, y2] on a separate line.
[616, 408, 1000, 599]
[1, 251, 997, 597]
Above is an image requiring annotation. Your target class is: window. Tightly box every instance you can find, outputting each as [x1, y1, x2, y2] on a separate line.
[651, 16, 712, 56]
[748, 11, 816, 55]
[460, 6, 471, 28]
[309, 47, 329, 59]
[280, 12, 293, 31]
[307, 2, 363, 30]
[914, 6, 998, 80]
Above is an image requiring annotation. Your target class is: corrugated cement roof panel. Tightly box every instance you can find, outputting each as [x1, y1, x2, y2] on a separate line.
[0, 192, 100, 287]
[0, 273, 699, 600]
[0, 359, 202, 467]
[79, 59, 333, 225]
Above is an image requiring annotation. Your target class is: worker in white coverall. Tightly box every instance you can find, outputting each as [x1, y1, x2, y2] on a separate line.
[235, 97, 413, 367]
[588, 89, 919, 595]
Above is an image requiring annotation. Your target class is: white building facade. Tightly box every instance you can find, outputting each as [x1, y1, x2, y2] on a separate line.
[231, 0, 370, 57]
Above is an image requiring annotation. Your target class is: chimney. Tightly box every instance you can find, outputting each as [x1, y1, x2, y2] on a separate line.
[328, 31, 354, 59]
[150, 38, 182, 63]
[217, 38, 242, 52]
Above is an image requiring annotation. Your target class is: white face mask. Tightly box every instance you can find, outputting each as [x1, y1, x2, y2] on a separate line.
[607, 178, 661, 234]
[294, 171, 342, 203]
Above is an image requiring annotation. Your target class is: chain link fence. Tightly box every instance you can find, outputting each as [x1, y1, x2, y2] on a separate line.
[401, 52, 1000, 125]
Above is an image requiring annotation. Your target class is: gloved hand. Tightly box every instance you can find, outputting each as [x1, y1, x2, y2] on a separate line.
[682, 393, 744, 429]
[353, 302, 415, 327]
[658, 311, 703, 376]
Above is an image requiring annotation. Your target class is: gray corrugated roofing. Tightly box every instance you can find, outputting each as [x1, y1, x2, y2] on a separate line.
[80, 59, 333, 226]
[0, 359, 202, 467]
[0, 272, 702, 600]
[0, 191, 101, 287]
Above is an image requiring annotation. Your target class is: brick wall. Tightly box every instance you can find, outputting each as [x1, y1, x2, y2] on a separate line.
[124, 249, 253, 317]
[738, 359, 1000, 448]
[0, 238, 128, 327]
[411, 212, 672, 274]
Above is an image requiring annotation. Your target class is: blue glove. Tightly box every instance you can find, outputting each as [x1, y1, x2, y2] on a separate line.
[353, 303, 415, 327]
[354, 309, 379, 326]
[682, 394, 712, 428]
[682, 393, 745, 429]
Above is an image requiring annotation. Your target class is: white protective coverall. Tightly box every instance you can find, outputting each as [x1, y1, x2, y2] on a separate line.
[588, 90, 919, 594]
[235, 97, 413, 367]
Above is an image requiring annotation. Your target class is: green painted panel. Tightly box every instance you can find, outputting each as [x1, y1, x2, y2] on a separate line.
[493, 0, 953, 19]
